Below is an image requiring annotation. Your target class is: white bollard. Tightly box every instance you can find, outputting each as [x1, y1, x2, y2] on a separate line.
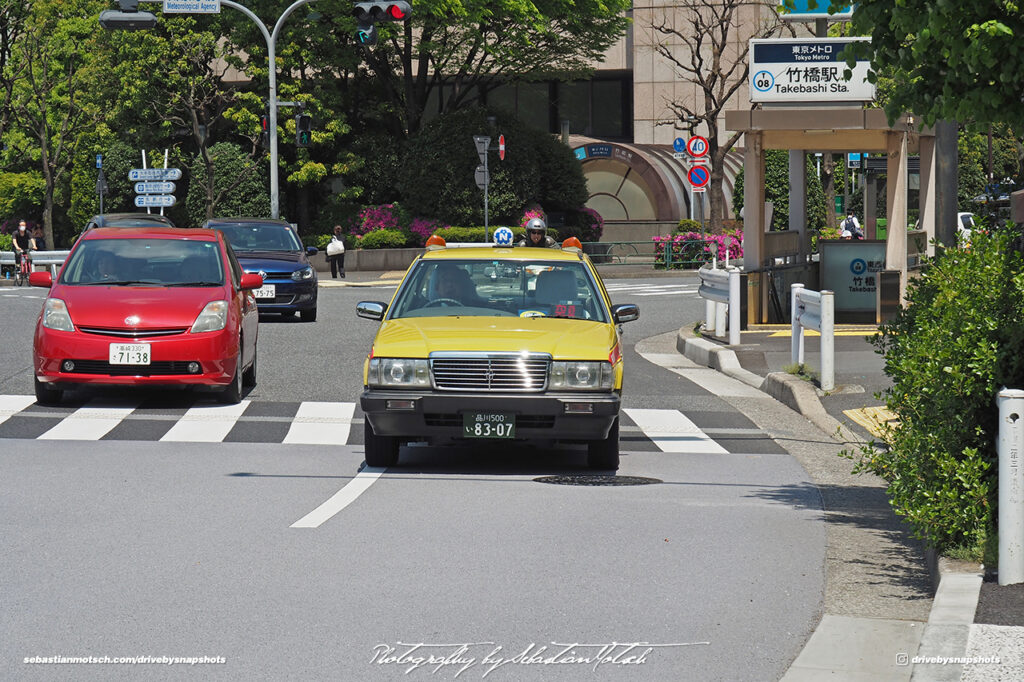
[705, 299, 716, 334]
[819, 290, 835, 392]
[997, 388, 1024, 585]
[791, 283, 804, 366]
[715, 301, 727, 340]
[728, 268, 740, 347]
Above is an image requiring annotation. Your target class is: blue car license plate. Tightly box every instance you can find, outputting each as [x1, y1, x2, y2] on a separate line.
[463, 413, 515, 439]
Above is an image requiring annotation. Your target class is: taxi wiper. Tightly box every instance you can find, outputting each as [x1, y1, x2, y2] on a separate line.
[166, 281, 221, 287]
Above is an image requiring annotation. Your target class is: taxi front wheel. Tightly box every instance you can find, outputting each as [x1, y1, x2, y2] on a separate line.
[364, 420, 400, 467]
[587, 417, 620, 470]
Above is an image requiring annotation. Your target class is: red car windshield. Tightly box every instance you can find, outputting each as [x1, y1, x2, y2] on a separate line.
[60, 238, 225, 286]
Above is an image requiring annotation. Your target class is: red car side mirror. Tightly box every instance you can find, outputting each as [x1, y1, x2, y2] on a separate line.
[29, 271, 53, 288]
[240, 273, 264, 290]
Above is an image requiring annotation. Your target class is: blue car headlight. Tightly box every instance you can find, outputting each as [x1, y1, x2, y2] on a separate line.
[291, 266, 314, 282]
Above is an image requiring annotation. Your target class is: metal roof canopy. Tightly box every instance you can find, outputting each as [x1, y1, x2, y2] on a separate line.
[725, 107, 937, 323]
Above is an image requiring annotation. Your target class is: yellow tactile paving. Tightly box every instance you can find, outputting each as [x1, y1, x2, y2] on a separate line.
[843, 406, 899, 440]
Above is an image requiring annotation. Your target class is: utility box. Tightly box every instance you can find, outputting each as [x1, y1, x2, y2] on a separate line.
[876, 270, 901, 324]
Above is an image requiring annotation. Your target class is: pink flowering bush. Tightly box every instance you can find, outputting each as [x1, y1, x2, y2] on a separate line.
[519, 204, 546, 228]
[350, 203, 403, 236]
[408, 217, 448, 246]
[653, 231, 744, 269]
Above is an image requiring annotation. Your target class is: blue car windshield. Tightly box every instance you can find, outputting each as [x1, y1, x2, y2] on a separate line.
[60, 238, 225, 286]
[214, 224, 302, 252]
[388, 259, 607, 322]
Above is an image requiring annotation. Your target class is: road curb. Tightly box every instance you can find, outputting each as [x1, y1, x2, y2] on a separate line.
[674, 325, 987, 678]
[676, 331, 856, 444]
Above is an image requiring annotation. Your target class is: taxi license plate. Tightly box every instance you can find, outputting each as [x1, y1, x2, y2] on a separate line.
[109, 343, 151, 365]
[254, 284, 276, 299]
[463, 413, 515, 439]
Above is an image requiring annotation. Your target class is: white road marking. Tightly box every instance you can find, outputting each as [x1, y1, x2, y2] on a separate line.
[290, 467, 385, 528]
[0, 395, 37, 427]
[283, 401, 355, 444]
[38, 405, 135, 440]
[159, 400, 250, 442]
[624, 408, 728, 454]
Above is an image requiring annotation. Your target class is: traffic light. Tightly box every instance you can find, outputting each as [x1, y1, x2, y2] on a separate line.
[296, 114, 312, 148]
[98, 0, 158, 31]
[352, 2, 413, 24]
[356, 23, 378, 47]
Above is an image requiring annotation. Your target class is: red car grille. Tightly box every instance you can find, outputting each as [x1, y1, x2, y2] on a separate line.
[62, 360, 199, 376]
[78, 326, 189, 338]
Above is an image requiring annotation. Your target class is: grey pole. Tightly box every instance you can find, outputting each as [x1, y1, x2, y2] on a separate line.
[222, 0, 317, 220]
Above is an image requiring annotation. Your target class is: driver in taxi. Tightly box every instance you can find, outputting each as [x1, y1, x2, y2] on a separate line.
[433, 265, 486, 307]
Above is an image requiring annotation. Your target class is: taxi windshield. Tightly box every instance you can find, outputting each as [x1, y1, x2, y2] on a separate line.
[388, 259, 607, 322]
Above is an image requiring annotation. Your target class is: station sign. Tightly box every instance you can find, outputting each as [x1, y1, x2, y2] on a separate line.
[134, 195, 177, 207]
[749, 38, 874, 103]
[129, 168, 182, 181]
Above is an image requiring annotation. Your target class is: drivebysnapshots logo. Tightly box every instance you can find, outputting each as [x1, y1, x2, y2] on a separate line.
[896, 653, 1001, 666]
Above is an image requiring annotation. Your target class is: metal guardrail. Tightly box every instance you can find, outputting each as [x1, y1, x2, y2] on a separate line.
[584, 237, 721, 269]
[698, 265, 742, 346]
[791, 283, 835, 392]
[0, 250, 71, 278]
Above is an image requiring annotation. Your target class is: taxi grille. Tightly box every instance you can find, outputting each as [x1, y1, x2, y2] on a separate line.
[430, 353, 550, 392]
[78, 326, 188, 338]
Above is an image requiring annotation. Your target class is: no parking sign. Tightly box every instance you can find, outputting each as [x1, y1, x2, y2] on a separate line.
[688, 165, 710, 189]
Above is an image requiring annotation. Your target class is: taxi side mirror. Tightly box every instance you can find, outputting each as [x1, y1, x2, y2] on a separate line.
[30, 271, 53, 288]
[357, 301, 387, 320]
[611, 303, 639, 324]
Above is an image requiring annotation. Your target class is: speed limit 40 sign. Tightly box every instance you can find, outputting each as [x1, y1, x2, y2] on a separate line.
[686, 135, 709, 158]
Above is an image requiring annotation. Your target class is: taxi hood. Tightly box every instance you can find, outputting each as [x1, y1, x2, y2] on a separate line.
[372, 317, 617, 361]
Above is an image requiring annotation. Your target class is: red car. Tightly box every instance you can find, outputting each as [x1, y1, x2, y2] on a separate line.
[30, 227, 262, 405]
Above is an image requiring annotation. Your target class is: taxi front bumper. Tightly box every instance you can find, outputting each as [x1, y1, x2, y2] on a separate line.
[361, 390, 620, 442]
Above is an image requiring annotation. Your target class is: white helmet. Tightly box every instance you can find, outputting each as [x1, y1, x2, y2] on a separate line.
[525, 217, 546, 235]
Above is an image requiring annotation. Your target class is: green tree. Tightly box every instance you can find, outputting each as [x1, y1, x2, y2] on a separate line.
[732, 150, 828, 232]
[397, 107, 587, 226]
[9, 0, 106, 249]
[838, 1, 1024, 129]
[185, 142, 269, 224]
[355, 0, 632, 134]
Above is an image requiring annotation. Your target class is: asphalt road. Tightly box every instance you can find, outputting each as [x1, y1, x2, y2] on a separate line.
[1, 276, 829, 680]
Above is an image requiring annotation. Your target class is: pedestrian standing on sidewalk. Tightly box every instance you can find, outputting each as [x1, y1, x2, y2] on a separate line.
[326, 225, 346, 279]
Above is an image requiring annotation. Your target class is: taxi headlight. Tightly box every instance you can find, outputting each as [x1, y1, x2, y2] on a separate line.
[369, 358, 430, 388]
[550, 361, 613, 391]
[190, 300, 228, 333]
[42, 298, 75, 332]
[291, 266, 314, 282]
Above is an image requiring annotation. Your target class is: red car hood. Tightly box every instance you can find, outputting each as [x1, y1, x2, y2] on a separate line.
[53, 285, 224, 329]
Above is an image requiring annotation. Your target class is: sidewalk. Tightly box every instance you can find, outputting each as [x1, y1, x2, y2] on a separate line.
[677, 325, 1024, 680]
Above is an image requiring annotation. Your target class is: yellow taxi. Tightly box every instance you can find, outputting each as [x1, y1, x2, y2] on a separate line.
[356, 235, 639, 469]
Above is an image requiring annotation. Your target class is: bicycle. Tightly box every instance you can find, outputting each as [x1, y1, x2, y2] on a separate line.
[15, 249, 32, 286]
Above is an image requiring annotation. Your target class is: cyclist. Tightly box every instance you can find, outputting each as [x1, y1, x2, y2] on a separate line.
[13, 219, 36, 283]
[516, 217, 557, 248]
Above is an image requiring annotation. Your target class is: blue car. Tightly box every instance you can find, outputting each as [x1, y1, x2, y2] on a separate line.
[203, 218, 318, 322]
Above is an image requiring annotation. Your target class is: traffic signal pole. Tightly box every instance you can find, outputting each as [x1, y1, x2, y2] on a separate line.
[220, 0, 320, 220]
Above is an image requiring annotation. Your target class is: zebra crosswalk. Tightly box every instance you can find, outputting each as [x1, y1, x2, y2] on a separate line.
[0, 394, 777, 454]
[603, 282, 698, 298]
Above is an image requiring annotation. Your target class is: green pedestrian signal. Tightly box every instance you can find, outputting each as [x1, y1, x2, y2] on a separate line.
[296, 114, 312, 148]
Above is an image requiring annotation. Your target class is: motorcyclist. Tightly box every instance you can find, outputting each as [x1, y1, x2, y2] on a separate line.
[516, 217, 557, 248]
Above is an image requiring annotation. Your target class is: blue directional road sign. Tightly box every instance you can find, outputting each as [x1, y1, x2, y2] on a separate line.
[129, 168, 182, 181]
[134, 181, 176, 194]
[134, 195, 177, 207]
